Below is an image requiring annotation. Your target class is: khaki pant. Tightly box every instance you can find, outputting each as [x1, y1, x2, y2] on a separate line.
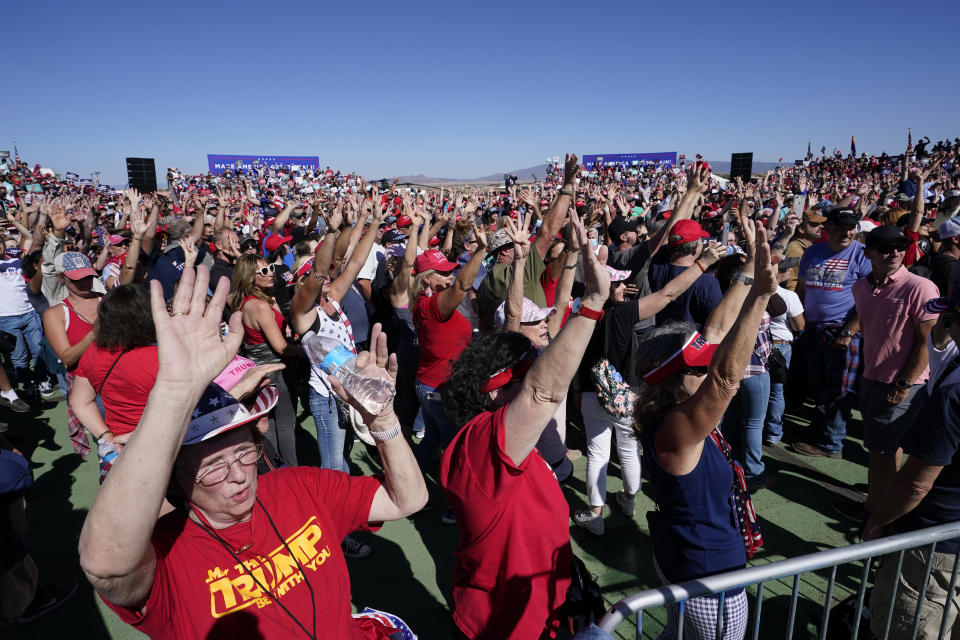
[870, 545, 960, 639]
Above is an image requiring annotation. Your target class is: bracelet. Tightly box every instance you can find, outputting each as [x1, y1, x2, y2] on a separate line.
[579, 304, 605, 322]
[96, 431, 113, 443]
[694, 260, 706, 273]
[370, 421, 402, 442]
[559, 188, 574, 197]
[563, 264, 577, 270]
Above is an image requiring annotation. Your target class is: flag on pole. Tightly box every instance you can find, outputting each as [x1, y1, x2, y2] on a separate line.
[851, 135, 856, 156]
[907, 129, 913, 152]
[807, 140, 813, 160]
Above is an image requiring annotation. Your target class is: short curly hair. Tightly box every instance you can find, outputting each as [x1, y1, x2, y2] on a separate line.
[443, 331, 532, 427]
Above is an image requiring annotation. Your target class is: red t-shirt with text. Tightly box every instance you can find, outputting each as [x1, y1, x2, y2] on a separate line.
[102, 467, 387, 639]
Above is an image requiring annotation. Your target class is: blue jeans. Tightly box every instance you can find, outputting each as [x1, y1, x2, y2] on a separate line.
[308, 387, 350, 472]
[764, 343, 792, 444]
[0, 311, 43, 385]
[414, 380, 460, 474]
[723, 371, 771, 484]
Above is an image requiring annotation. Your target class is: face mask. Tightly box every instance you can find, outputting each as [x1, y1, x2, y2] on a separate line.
[5, 247, 21, 258]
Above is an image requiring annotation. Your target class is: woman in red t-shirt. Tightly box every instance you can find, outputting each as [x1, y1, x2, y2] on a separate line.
[229, 254, 302, 467]
[411, 225, 487, 482]
[438, 211, 610, 639]
[71, 285, 158, 451]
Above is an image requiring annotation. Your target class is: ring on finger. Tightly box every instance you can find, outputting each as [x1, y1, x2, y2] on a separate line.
[376, 360, 386, 368]
[170, 311, 187, 317]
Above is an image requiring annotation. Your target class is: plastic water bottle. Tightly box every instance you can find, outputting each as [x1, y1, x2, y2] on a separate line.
[98, 439, 119, 484]
[303, 334, 396, 415]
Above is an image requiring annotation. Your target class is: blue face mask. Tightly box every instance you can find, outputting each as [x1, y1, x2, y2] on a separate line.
[5, 247, 21, 258]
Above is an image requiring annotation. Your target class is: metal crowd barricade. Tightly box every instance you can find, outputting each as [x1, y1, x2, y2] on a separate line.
[599, 521, 960, 639]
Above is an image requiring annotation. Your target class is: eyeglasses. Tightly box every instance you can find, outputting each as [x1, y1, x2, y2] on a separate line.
[256, 264, 276, 276]
[190, 443, 264, 486]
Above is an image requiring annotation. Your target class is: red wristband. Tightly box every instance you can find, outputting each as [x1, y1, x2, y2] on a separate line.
[695, 260, 706, 273]
[579, 304, 605, 322]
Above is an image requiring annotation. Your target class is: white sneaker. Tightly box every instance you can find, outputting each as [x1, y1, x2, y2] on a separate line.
[616, 492, 636, 517]
[38, 381, 57, 399]
[573, 510, 604, 536]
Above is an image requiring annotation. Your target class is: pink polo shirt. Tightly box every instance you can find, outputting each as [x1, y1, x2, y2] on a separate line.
[852, 266, 939, 384]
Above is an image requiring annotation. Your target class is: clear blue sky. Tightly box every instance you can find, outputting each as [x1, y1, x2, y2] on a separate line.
[5, 0, 958, 185]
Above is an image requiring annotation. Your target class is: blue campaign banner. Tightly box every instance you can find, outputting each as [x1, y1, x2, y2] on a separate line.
[581, 152, 678, 167]
[207, 154, 321, 175]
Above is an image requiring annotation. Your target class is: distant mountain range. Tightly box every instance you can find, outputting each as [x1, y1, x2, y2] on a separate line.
[396, 160, 787, 185]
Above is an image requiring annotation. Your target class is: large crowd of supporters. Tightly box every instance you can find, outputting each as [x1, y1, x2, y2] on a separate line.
[2, 136, 960, 638]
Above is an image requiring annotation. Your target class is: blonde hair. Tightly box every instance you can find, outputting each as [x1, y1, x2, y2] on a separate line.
[880, 208, 908, 226]
[229, 254, 273, 312]
[409, 269, 436, 309]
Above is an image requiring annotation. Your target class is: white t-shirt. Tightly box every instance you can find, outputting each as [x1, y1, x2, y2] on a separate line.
[927, 333, 960, 394]
[357, 243, 385, 282]
[306, 302, 356, 398]
[0, 258, 33, 317]
[769, 285, 804, 343]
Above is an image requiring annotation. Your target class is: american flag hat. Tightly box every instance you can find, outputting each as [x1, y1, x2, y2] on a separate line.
[182, 383, 279, 445]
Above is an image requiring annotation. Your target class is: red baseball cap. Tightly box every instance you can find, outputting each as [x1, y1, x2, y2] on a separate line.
[264, 234, 292, 253]
[413, 249, 457, 274]
[668, 219, 710, 246]
[396, 214, 413, 228]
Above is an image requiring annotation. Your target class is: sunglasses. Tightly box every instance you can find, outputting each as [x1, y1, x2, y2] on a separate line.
[256, 264, 276, 276]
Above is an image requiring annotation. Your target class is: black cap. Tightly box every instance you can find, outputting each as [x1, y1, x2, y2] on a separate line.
[609, 216, 641, 241]
[895, 212, 935, 227]
[239, 236, 258, 250]
[381, 229, 408, 245]
[824, 207, 858, 228]
[865, 225, 909, 251]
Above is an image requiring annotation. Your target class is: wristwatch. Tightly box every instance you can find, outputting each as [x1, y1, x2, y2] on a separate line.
[734, 272, 754, 286]
[895, 378, 911, 390]
[840, 329, 853, 338]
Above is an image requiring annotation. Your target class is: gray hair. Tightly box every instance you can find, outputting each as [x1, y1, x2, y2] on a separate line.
[167, 219, 192, 242]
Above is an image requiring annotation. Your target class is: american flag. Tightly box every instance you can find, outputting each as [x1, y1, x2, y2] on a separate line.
[907, 129, 913, 152]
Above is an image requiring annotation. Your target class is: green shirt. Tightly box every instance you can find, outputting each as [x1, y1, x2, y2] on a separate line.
[477, 250, 547, 327]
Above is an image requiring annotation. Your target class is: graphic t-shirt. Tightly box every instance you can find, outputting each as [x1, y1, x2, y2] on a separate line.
[102, 467, 385, 639]
[798, 241, 872, 324]
[0, 257, 32, 316]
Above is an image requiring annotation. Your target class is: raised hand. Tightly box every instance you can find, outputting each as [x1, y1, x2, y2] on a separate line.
[699, 241, 725, 269]
[752, 224, 777, 296]
[150, 266, 243, 392]
[503, 215, 531, 262]
[563, 153, 580, 186]
[571, 209, 609, 308]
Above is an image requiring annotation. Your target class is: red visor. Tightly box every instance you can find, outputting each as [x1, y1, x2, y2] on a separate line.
[480, 351, 536, 393]
[641, 332, 717, 385]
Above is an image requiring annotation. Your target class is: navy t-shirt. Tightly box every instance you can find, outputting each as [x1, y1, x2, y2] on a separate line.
[893, 380, 960, 552]
[146, 242, 210, 301]
[648, 252, 722, 330]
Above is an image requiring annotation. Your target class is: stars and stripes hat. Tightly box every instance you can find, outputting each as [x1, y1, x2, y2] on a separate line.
[54, 251, 98, 279]
[182, 383, 278, 446]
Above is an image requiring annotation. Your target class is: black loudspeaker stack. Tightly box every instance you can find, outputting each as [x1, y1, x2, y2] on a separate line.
[126, 157, 158, 193]
[729, 153, 754, 182]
